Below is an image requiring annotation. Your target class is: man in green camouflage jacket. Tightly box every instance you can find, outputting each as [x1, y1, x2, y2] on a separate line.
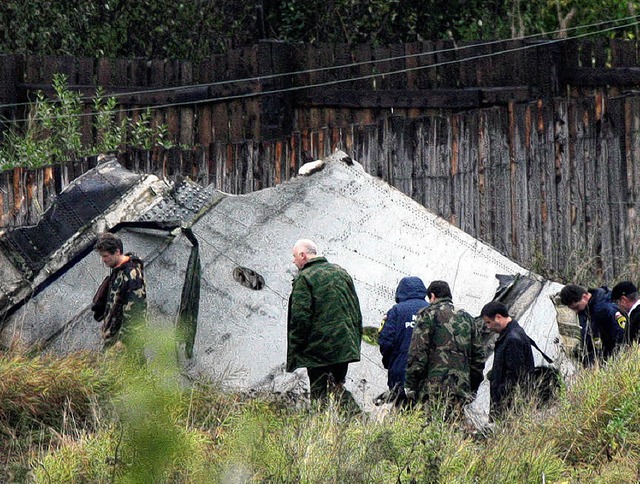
[92, 232, 147, 351]
[404, 280, 486, 410]
[287, 239, 362, 402]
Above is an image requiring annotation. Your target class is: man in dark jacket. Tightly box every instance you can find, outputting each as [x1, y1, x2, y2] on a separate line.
[378, 276, 429, 404]
[611, 281, 640, 344]
[560, 284, 626, 366]
[287, 239, 363, 403]
[481, 301, 534, 419]
[92, 232, 147, 352]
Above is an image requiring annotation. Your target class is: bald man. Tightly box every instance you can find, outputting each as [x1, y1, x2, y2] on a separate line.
[287, 239, 363, 404]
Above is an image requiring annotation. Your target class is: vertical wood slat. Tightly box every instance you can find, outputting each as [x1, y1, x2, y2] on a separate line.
[3, 41, 640, 282]
[3, 93, 640, 282]
[179, 62, 194, 147]
[625, 97, 640, 261]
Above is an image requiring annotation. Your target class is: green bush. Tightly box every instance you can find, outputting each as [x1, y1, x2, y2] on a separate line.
[0, 0, 257, 61]
[0, 73, 173, 171]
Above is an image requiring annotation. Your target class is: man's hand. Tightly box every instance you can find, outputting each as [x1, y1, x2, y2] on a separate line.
[404, 387, 416, 400]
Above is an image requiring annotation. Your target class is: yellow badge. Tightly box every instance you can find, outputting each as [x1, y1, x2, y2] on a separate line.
[615, 311, 627, 329]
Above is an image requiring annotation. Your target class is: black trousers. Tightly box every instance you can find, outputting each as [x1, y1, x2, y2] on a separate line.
[307, 363, 349, 400]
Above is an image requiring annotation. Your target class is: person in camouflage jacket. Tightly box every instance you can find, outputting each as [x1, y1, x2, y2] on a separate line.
[404, 280, 486, 409]
[287, 239, 362, 401]
[92, 232, 147, 350]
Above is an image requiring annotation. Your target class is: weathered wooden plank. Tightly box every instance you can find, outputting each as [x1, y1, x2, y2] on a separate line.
[540, 99, 561, 271]
[388, 44, 406, 90]
[599, 96, 626, 277]
[178, 62, 194, 146]
[624, 97, 640, 259]
[509, 101, 530, 264]
[566, 98, 587, 272]
[523, 102, 542, 267]
[297, 88, 482, 108]
[453, 112, 477, 237]
[592, 39, 608, 69]
[579, 96, 601, 278]
[0, 55, 17, 125]
[472, 42, 494, 88]
[593, 101, 614, 279]
[435, 40, 457, 89]
[563, 66, 640, 86]
[476, 111, 489, 242]
[42, 56, 64, 84]
[553, 98, 572, 274]
[492, 107, 513, 256]
[561, 40, 580, 71]
[579, 40, 594, 69]
[456, 42, 478, 88]
[405, 43, 421, 90]
[611, 39, 638, 67]
[96, 58, 113, 87]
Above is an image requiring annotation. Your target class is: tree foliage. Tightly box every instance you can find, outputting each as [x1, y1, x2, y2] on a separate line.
[0, 0, 257, 61]
[268, 0, 640, 45]
[0, 0, 637, 61]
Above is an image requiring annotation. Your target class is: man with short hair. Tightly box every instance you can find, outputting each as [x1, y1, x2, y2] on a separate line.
[404, 280, 485, 412]
[559, 284, 626, 366]
[92, 232, 147, 350]
[611, 281, 640, 343]
[287, 239, 363, 405]
[481, 301, 534, 419]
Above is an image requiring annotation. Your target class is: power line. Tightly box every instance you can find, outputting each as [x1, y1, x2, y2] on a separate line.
[2, 14, 637, 111]
[2, 16, 639, 124]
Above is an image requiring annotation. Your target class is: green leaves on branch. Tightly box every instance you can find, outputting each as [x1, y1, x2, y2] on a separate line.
[269, 0, 640, 44]
[0, 0, 256, 61]
[0, 73, 173, 171]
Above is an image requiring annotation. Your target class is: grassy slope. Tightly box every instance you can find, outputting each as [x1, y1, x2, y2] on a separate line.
[2, 343, 640, 483]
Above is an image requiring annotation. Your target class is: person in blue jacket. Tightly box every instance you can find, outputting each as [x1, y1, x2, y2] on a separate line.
[560, 284, 627, 366]
[378, 276, 429, 404]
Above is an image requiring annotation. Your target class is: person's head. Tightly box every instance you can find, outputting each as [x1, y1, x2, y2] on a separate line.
[95, 232, 125, 268]
[559, 284, 590, 313]
[292, 239, 318, 270]
[426, 280, 452, 302]
[480, 301, 512, 333]
[611, 281, 639, 312]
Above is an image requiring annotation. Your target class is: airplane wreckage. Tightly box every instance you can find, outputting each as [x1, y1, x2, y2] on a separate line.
[0, 152, 578, 417]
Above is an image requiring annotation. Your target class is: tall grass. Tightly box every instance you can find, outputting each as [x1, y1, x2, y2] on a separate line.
[4, 341, 640, 482]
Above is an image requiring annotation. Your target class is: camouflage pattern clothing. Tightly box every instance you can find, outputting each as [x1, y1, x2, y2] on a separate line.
[404, 298, 485, 404]
[92, 254, 147, 347]
[286, 257, 362, 373]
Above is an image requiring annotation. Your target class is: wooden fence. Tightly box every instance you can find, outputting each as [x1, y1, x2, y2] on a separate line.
[3, 39, 640, 280]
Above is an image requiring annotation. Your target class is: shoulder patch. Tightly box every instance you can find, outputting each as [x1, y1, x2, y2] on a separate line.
[615, 311, 627, 329]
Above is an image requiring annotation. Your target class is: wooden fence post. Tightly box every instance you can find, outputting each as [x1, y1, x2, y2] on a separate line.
[0, 54, 18, 123]
[258, 40, 294, 141]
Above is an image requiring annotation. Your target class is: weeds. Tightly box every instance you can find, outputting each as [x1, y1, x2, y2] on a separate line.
[5, 340, 640, 482]
[0, 73, 174, 171]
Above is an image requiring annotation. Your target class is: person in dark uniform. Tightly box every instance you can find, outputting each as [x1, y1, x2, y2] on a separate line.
[481, 301, 534, 419]
[378, 276, 429, 405]
[560, 284, 626, 366]
[611, 281, 640, 344]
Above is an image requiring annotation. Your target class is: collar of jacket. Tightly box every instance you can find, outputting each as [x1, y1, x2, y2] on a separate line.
[432, 297, 453, 305]
[111, 253, 143, 273]
[301, 256, 328, 270]
[496, 319, 518, 341]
